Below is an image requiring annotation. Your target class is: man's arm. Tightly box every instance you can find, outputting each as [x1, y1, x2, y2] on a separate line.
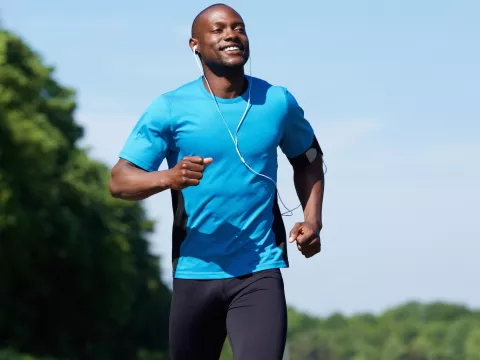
[288, 154, 325, 258]
[294, 154, 324, 230]
[109, 157, 213, 201]
[278, 87, 325, 257]
[109, 159, 171, 201]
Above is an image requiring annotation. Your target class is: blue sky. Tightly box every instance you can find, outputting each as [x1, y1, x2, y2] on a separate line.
[3, 0, 479, 317]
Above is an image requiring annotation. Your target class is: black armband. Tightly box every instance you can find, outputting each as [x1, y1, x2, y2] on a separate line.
[287, 136, 323, 169]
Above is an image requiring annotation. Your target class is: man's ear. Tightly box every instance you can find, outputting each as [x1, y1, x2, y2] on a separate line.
[189, 38, 199, 54]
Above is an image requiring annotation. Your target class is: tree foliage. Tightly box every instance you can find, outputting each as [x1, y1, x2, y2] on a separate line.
[219, 302, 480, 359]
[0, 29, 171, 360]
[280, 302, 480, 360]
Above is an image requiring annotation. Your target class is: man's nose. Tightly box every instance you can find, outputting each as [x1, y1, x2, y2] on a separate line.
[224, 28, 239, 41]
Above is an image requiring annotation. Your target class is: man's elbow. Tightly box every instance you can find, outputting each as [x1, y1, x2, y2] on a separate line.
[109, 177, 121, 199]
[109, 166, 124, 199]
[109, 181, 121, 198]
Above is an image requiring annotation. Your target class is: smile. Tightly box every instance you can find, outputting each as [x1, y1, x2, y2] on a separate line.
[221, 46, 242, 52]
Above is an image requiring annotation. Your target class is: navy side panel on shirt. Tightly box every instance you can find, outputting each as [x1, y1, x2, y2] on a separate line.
[119, 76, 315, 279]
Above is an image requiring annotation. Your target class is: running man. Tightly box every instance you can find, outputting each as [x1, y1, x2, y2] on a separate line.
[109, 3, 325, 359]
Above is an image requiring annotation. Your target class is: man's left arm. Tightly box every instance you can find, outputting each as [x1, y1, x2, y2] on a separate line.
[289, 152, 325, 258]
[279, 88, 325, 258]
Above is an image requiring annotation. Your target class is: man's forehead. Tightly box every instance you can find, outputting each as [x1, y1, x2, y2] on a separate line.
[192, 4, 244, 36]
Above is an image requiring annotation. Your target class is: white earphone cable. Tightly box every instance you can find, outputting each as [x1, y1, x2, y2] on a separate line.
[192, 48, 300, 216]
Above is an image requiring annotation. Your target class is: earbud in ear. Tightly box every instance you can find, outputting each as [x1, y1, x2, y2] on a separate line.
[193, 45, 198, 54]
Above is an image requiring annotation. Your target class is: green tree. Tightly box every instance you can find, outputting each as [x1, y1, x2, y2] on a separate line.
[289, 329, 332, 360]
[442, 318, 475, 360]
[220, 340, 233, 360]
[287, 307, 321, 339]
[465, 325, 480, 360]
[381, 335, 405, 360]
[0, 29, 170, 359]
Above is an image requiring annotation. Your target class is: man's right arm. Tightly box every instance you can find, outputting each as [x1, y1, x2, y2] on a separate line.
[109, 159, 170, 201]
[109, 156, 213, 201]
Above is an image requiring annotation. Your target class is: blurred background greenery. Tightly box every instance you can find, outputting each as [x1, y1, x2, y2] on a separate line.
[1, 26, 480, 360]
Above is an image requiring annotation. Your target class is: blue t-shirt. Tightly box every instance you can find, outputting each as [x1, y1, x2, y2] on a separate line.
[119, 76, 315, 279]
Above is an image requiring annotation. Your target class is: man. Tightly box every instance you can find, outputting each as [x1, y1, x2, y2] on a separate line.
[109, 3, 325, 359]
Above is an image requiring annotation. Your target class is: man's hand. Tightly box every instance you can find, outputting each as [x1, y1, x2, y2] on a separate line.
[288, 222, 321, 258]
[166, 156, 213, 190]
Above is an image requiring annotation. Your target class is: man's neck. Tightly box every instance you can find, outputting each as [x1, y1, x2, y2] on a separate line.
[202, 67, 247, 99]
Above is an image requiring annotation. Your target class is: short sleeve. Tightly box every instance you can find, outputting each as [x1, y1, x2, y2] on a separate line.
[119, 95, 173, 172]
[279, 88, 315, 159]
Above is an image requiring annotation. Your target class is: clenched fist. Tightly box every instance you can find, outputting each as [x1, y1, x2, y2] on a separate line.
[288, 222, 321, 258]
[166, 156, 213, 190]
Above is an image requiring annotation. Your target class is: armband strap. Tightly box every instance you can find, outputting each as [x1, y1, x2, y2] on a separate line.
[287, 136, 323, 169]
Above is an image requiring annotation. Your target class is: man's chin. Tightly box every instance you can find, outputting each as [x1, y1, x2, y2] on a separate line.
[222, 57, 248, 69]
[207, 56, 249, 72]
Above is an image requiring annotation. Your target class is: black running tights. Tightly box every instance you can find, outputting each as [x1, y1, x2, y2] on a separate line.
[169, 268, 287, 360]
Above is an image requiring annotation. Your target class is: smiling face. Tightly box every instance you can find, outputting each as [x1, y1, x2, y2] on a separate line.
[190, 5, 250, 71]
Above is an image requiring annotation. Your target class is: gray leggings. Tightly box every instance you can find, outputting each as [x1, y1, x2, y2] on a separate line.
[169, 268, 288, 360]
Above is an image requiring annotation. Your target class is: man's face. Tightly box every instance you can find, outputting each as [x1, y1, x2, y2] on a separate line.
[193, 6, 250, 70]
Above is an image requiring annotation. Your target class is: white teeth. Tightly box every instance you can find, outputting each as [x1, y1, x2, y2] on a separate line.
[224, 46, 240, 51]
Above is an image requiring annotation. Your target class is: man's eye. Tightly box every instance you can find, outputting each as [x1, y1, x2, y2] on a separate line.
[212, 28, 222, 33]
[235, 27, 246, 33]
